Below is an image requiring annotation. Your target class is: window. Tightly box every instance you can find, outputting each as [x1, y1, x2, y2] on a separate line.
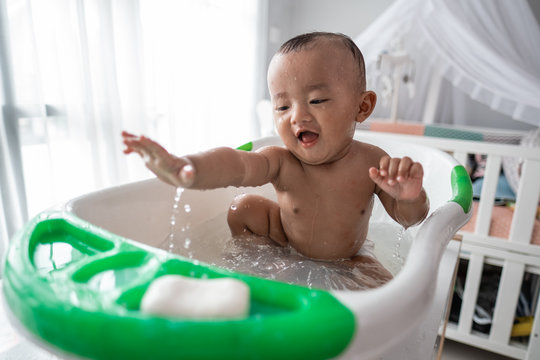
[0, 0, 263, 250]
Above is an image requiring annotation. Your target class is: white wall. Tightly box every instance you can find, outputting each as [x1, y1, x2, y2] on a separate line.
[288, 0, 395, 38]
[260, 0, 393, 99]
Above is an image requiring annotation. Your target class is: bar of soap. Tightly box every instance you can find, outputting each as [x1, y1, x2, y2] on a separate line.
[140, 275, 250, 319]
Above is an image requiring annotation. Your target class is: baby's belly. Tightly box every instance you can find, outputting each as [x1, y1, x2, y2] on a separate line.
[282, 215, 369, 260]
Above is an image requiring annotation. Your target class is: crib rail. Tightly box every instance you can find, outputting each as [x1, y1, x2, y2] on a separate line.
[355, 130, 540, 360]
[447, 245, 540, 359]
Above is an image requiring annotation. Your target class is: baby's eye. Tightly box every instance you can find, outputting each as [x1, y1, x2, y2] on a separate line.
[275, 105, 289, 112]
[310, 99, 328, 105]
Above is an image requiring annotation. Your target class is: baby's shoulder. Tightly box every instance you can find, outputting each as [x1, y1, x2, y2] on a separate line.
[255, 145, 302, 187]
[255, 145, 298, 169]
[351, 140, 388, 162]
[255, 145, 290, 160]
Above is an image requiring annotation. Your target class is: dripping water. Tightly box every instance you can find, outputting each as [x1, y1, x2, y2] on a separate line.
[392, 227, 405, 268]
[160, 187, 193, 257]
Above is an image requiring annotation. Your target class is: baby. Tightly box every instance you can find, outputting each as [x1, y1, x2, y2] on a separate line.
[122, 32, 429, 287]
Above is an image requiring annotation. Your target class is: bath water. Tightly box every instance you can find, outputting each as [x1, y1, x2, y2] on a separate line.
[162, 194, 412, 290]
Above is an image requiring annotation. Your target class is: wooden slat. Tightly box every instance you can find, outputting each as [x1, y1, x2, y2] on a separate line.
[355, 130, 540, 160]
[489, 261, 525, 344]
[509, 159, 540, 245]
[445, 324, 527, 359]
[475, 155, 501, 236]
[461, 238, 540, 265]
[458, 254, 485, 334]
[459, 232, 540, 260]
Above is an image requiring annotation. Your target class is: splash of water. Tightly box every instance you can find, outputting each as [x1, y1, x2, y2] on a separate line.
[160, 187, 405, 291]
[160, 187, 193, 257]
[392, 227, 405, 268]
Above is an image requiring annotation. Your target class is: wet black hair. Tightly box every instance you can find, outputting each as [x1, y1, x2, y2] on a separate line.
[277, 32, 366, 90]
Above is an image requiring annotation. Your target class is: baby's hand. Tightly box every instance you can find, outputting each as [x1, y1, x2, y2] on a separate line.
[122, 131, 195, 187]
[369, 156, 424, 201]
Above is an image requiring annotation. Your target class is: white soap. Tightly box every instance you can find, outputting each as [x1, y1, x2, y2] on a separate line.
[140, 275, 250, 319]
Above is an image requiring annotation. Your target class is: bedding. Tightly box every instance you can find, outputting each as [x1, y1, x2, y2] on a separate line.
[460, 201, 540, 245]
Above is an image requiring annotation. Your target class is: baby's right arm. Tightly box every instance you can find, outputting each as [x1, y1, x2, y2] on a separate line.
[122, 131, 281, 189]
[122, 131, 195, 187]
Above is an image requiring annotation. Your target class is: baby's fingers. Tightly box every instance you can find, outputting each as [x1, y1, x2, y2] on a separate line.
[381, 157, 406, 186]
[123, 135, 166, 161]
[368, 166, 381, 182]
[409, 162, 424, 179]
[386, 157, 404, 184]
[396, 156, 413, 182]
[122, 132, 146, 153]
[377, 155, 390, 177]
[121, 130, 136, 139]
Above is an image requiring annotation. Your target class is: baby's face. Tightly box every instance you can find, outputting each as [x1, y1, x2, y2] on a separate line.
[267, 41, 365, 165]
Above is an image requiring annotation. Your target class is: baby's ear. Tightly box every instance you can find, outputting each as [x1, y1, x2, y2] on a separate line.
[356, 91, 377, 123]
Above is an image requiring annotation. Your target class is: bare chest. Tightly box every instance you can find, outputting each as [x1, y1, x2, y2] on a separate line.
[274, 163, 376, 259]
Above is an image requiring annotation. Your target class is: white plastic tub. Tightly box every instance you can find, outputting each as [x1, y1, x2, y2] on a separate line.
[3, 132, 472, 359]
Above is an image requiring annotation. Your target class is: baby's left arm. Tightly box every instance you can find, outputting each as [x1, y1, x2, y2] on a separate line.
[369, 155, 429, 228]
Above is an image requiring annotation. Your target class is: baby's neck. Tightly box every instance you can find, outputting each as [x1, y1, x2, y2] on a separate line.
[296, 141, 356, 168]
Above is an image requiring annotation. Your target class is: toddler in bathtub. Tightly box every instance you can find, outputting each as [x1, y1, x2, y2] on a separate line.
[122, 32, 429, 289]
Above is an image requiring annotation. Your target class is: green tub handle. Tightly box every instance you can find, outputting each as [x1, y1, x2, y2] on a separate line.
[450, 165, 473, 213]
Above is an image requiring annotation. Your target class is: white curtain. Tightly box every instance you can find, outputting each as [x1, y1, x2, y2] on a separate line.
[0, 0, 261, 252]
[356, 0, 540, 128]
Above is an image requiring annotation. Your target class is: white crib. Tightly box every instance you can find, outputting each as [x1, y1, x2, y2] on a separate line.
[356, 126, 540, 359]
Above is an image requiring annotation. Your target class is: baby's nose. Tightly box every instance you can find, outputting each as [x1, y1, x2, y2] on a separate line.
[291, 105, 313, 125]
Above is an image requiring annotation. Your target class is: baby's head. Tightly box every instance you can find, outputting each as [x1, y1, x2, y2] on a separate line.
[275, 32, 367, 92]
[267, 32, 376, 165]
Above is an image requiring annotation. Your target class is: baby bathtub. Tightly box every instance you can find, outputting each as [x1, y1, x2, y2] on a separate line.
[2, 132, 472, 360]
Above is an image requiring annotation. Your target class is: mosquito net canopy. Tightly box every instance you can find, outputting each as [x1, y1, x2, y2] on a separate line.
[355, 0, 540, 129]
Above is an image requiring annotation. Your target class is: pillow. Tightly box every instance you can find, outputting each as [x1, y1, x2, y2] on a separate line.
[472, 173, 516, 204]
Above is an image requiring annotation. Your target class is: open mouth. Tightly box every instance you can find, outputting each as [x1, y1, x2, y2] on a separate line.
[297, 131, 319, 146]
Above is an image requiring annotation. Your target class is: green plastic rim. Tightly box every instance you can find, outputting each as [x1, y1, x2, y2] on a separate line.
[236, 141, 253, 152]
[449, 165, 473, 213]
[3, 211, 355, 360]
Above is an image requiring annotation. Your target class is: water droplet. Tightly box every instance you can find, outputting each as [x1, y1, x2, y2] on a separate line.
[392, 227, 405, 268]
[184, 204, 191, 213]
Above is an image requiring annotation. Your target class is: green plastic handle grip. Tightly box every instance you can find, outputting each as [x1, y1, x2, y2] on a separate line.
[450, 165, 473, 213]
